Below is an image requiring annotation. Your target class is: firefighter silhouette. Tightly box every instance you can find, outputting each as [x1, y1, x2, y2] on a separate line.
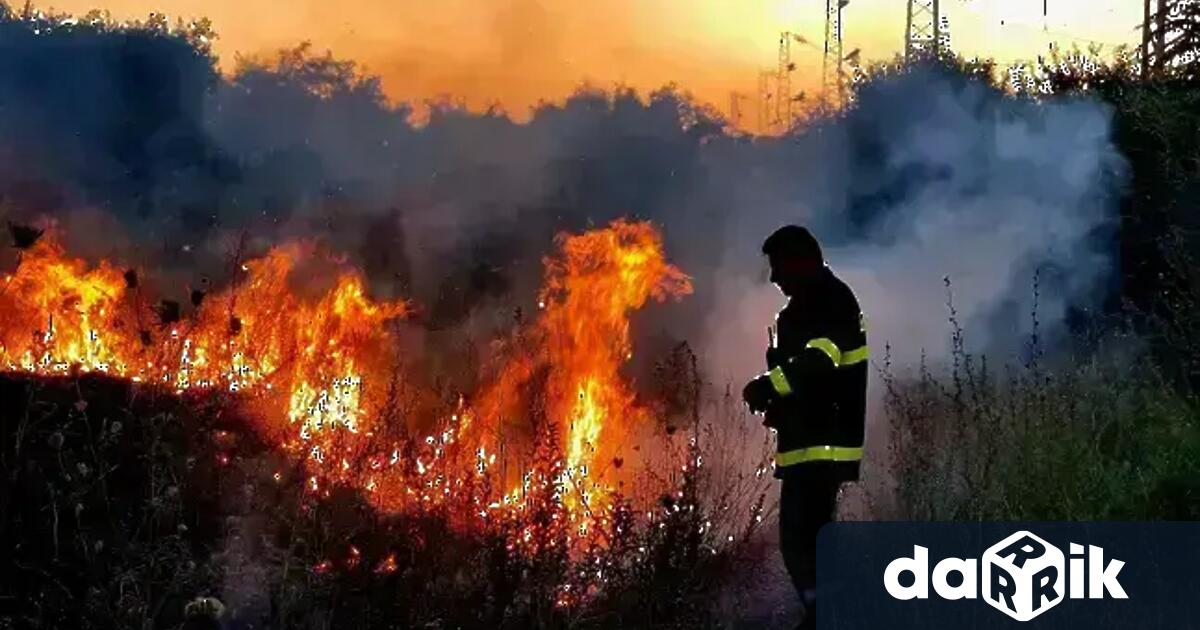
[742, 225, 868, 629]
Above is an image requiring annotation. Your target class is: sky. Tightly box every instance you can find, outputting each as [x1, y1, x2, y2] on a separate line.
[42, 0, 1142, 128]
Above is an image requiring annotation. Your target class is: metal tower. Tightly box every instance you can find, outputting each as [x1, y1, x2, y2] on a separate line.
[1143, 0, 1154, 75]
[1141, 0, 1198, 74]
[1155, 0, 1168, 68]
[777, 32, 796, 130]
[1142, 0, 1172, 73]
[823, 0, 849, 107]
[905, 0, 940, 60]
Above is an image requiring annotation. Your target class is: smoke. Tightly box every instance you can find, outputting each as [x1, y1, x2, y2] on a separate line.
[703, 68, 1124, 385]
[0, 17, 1124, 405]
[0, 17, 1127, 623]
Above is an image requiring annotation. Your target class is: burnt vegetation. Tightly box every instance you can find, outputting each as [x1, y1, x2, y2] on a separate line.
[0, 367, 776, 629]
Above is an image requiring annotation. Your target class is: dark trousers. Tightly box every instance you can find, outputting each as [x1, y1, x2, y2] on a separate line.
[778, 467, 842, 601]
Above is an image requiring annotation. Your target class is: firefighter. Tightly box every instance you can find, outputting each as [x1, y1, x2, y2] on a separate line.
[741, 225, 868, 629]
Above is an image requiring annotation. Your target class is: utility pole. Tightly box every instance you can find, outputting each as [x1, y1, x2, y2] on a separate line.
[905, 0, 940, 61]
[778, 32, 796, 131]
[823, 0, 849, 108]
[933, 0, 941, 56]
[1156, 0, 1168, 71]
[1143, 0, 1152, 77]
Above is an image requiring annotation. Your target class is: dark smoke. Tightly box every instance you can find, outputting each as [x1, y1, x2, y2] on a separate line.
[0, 13, 1128, 623]
[0, 14, 1125, 396]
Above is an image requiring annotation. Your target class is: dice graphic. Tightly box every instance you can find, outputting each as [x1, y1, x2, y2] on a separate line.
[982, 531, 1065, 621]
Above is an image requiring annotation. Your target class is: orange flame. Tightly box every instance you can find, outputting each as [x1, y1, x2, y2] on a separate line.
[0, 238, 131, 375]
[538, 220, 692, 506]
[0, 219, 691, 548]
[468, 221, 692, 516]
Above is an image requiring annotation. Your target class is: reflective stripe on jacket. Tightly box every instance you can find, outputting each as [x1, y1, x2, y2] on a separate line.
[763, 266, 868, 480]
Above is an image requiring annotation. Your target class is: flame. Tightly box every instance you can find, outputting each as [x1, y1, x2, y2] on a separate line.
[0, 219, 691, 553]
[468, 221, 692, 516]
[537, 220, 692, 508]
[0, 238, 130, 374]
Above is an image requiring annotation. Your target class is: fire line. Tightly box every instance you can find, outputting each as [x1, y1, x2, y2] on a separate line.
[0, 219, 692, 556]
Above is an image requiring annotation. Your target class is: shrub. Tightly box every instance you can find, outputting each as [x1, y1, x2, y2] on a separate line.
[879, 280, 1200, 522]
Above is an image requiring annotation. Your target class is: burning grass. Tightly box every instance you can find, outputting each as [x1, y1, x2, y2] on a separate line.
[0, 220, 777, 628]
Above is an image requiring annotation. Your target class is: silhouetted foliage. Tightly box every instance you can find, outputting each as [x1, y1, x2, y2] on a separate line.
[7, 220, 42, 249]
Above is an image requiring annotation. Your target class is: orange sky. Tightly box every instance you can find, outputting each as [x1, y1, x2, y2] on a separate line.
[44, 0, 1142, 129]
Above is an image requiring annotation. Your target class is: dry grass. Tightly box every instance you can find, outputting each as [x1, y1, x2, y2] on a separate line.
[0, 342, 778, 629]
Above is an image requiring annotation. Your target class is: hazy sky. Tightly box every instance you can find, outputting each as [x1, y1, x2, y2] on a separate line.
[43, 0, 1141, 124]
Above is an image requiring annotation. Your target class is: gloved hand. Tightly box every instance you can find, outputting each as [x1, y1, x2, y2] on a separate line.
[742, 375, 776, 414]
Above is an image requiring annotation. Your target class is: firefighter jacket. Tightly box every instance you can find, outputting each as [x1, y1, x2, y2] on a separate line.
[763, 266, 868, 481]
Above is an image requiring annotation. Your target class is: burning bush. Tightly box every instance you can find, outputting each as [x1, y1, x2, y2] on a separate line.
[0, 219, 776, 627]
